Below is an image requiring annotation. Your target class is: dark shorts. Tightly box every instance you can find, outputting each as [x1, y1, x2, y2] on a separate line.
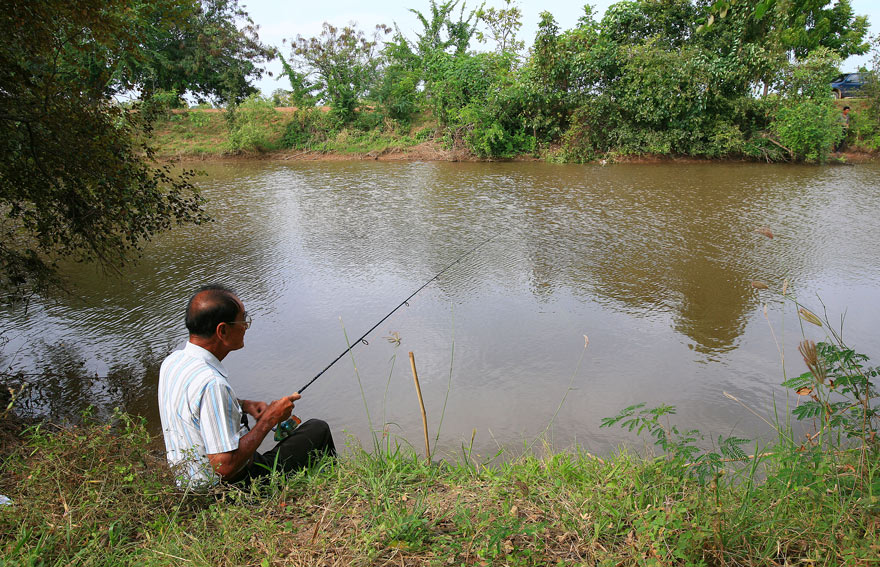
[227, 418, 336, 485]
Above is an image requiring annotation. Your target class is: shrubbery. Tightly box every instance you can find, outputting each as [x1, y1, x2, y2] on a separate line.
[280, 108, 336, 150]
[456, 104, 535, 158]
[849, 39, 880, 151]
[765, 49, 843, 162]
[771, 100, 840, 162]
[165, 1, 876, 163]
[226, 95, 278, 152]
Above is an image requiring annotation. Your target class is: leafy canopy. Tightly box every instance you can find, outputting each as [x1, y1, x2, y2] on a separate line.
[287, 23, 391, 123]
[119, 0, 277, 104]
[0, 0, 277, 300]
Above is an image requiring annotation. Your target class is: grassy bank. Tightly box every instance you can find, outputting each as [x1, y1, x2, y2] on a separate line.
[150, 98, 879, 164]
[1, 400, 877, 566]
[151, 106, 447, 161]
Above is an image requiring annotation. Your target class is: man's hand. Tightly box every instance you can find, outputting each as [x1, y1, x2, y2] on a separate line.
[239, 399, 268, 420]
[209, 393, 303, 481]
[263, 393, 301, 426]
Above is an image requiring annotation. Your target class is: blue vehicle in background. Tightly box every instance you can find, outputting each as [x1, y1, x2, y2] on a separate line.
[830, 73, 866, 99]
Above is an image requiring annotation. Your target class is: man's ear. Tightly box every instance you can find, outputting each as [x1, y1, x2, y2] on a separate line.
[216, 322, 229, 341]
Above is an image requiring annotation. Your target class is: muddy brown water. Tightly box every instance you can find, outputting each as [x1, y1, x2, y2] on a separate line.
[4, 160, 880, 459]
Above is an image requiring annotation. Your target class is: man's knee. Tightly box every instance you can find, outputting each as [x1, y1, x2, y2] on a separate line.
[301, 418, 328, 429]
[298, 418, 327, 435]
[289, 419, 335, 452]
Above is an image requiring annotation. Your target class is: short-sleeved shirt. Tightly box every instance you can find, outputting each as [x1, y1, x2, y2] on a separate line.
[158, 342, 247, 487]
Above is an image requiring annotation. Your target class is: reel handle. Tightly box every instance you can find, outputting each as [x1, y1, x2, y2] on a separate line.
[273, 415, 302, 442]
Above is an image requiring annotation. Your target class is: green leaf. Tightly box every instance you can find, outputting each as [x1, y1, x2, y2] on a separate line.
[754, 1, 769, 20]
[793, 401, 825, 420]
[782, 372, 814, 390]
[719, 436, 749, 461]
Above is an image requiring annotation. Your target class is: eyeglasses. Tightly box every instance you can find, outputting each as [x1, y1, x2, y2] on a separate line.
[226, 314, 252, 330]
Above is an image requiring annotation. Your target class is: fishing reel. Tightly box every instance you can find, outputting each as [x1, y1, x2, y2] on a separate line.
[273, 415, 301, 442]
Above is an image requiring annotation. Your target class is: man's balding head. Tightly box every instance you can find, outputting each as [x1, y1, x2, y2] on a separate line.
[185, 284, 241, 338]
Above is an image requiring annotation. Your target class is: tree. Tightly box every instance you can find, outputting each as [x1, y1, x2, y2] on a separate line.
[409, 0, 483, 58]
[703, 0, 870, 60]
[699, 0, 868, 97]
[37, 0, 276, 105]
[373, 33, 423, 122]
[601, 0, 698, 49]
[0, 0, 217, 302]
[125, 0, 277, 104]
[770, 48, 842, 161]
[476, 0, 525, 56]
[288, 23, 391, 123]
[426, 51, 507, 124]
[514, 8, 602, 141]
[278, 54, 318, 108]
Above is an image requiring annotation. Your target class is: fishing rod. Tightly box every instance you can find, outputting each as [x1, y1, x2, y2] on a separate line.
[298, 231, 500, 394]
[273, 231, 501, 441]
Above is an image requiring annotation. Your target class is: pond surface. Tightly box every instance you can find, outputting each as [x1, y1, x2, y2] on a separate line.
[4, 160, 880, 459]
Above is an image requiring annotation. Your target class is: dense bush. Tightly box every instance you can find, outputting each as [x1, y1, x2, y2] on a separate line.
[353, 110, 385, 133]
[767, 50, 843, 162]
[372, 38, 422, 125]
[226, 95, 278, 152]
[771, 100, 840, 162]
[458, 103, 535, 158]
[558, 103, 614, 162]
[848, 105, 880, 151]
[281, 108, 335, 149]
[851, 40, 880, 151]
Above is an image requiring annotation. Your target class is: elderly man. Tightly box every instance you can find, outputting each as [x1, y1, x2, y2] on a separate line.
[158, 284, 335, 487]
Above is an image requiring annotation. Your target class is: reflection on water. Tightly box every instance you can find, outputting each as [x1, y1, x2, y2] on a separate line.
[3, 161, 880, 457]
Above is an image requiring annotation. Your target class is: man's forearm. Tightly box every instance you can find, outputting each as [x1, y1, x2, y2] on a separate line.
[233, 418, 273, 464]
[209, 413, 276, 479]
[208, 395, 296, 479]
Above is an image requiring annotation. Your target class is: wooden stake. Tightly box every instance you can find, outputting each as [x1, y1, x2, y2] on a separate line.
[409, 352, 430, 461]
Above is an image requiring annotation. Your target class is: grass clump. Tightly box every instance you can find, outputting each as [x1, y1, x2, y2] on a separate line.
[151, 109, 231, 157]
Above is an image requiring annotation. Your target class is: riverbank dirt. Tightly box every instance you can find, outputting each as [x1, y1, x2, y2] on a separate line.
[275, 141, 479, 162]
[158, 138, 541, 163]
[161, 142, 876, 165]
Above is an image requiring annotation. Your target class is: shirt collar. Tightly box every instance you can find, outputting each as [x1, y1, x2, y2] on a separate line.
[183, 341, 229, 378]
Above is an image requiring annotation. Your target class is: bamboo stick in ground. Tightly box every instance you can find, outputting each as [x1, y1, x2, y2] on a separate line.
[409, 351, 430, 461]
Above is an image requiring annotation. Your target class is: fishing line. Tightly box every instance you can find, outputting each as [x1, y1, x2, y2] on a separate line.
[297, 231, 501, 394]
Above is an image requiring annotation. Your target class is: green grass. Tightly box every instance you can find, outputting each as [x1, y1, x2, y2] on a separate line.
[1, 406, 877, 566]
[151, 110, 232, 156]
[150, 108, 434, 159]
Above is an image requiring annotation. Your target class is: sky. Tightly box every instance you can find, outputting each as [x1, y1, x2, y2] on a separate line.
[240, 0, 880, 96]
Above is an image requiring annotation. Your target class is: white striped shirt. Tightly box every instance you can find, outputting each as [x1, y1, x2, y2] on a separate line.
[158, 342, 247, 487]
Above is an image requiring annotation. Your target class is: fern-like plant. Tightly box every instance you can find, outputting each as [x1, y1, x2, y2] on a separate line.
[601, 403, 750, 483]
